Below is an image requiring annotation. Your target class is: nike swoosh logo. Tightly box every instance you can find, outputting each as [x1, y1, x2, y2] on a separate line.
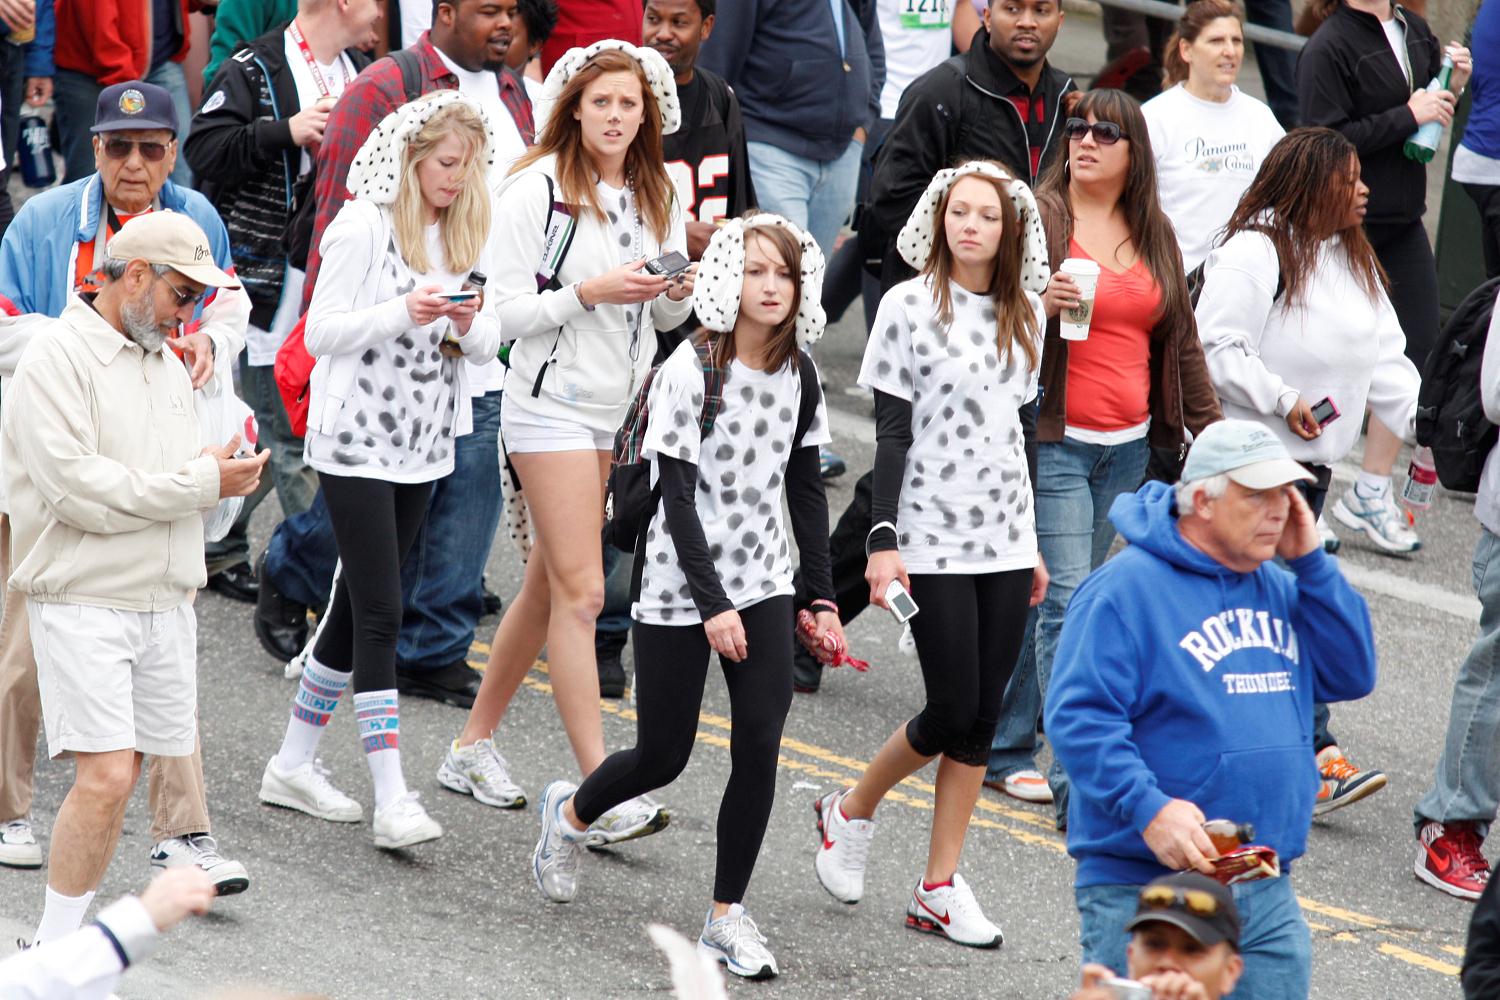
[916, 894, 951, 926]
[823, 834, 836, 851]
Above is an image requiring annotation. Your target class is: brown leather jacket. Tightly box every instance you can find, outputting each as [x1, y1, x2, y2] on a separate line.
[1034, 189, 1222, 456]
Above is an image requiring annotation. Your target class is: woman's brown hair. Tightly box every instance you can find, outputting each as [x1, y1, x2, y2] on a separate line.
[1036, 89, 1194, 339]
[921, 168, 1041, 373]
[1163, 0, 1246, 86]
[510, 49, 674, 242]
[700, 220, 803, 375]
[1222, 127, 1385, 304]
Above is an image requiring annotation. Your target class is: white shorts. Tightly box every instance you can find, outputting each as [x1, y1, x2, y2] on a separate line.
[501, 400, 615, 454]
[28, 600, 198, 759]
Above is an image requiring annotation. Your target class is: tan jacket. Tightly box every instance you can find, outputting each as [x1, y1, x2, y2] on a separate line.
[2, 295, 221, 611]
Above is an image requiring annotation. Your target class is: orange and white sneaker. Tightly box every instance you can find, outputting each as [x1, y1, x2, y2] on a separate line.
[905, 873, 1003, 949]
[1315, 746, 1387, 816]
[1000, 769, 1054, 804]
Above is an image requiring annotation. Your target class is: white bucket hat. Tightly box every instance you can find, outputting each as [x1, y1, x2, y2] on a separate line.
[693, 213, 827, 349]
[346, 90, 496, 204]
[534, 40, 682, 139]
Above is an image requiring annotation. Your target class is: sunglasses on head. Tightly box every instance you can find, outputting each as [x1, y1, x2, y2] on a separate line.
[1065, 118, 1128, 145]
[102, 137, 172, 162]
[158, 272, 208, 309]
[1138, 884, 1220, 918]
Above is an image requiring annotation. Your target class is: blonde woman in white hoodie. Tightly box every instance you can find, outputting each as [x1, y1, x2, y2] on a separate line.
[438, 42, 692, 843]
[1194, 125, 1415, 816]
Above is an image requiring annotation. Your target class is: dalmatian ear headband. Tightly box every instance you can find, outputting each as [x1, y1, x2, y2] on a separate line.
[693, 214, 827, 349]
[895, 161, 1051, 296]
[534, 40, 682, 139]
[346, 90, 497, 205]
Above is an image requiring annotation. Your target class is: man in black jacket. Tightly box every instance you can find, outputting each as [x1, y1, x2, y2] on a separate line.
[185, 0, 377, 575]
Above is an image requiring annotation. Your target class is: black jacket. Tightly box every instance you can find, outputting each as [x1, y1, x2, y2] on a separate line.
[1296, 2, 1441, 226]
[185, 24, 369, 329]
[868, 29, 1074, 289]
[1465, 872, 1500, 997]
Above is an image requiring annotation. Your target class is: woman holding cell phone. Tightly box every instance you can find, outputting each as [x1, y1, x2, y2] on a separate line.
[813, 161, 1047, 950]
[258, 92, 500, 849]
[1029, 90, 1221, 826]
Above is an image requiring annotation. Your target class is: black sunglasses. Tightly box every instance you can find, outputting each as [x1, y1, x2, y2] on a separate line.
[1065, 118, 1129, 145]
[102, 137, 173, 162]
[158, 272, 208, 309]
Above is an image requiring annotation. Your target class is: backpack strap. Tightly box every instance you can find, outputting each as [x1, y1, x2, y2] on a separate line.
[390, 47, 424, 102]
[792, 349, 820, 448]
[692, 337, 726, 436]
[527, 174, 579, 395]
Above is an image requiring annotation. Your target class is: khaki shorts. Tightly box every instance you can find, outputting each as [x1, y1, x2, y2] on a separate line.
[28, 600, 198, 759]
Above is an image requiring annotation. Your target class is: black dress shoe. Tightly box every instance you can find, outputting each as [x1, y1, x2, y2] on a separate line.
[253, 552, 307, 661]
[396, 660, 483, 709]
[481, 577, 504, 616]
[207, 561, 259, 603]
[595, 638, 627, 699]
[792, 645, 823, 694]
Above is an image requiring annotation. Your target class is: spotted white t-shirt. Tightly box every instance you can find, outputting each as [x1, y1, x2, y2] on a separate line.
[634, 339, 832, 625]
[859, 276, 1044, 574]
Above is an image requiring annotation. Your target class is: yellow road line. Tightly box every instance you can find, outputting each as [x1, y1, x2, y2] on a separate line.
[1378, 944, 1462, 976]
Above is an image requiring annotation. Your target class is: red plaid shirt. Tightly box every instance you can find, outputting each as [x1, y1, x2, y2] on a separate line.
[301, 33, 536, 310]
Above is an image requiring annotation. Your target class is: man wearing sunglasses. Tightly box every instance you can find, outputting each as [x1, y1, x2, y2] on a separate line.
[0, 79, 255, 896]
[1045, 420, 1378, 997]
[1072, 873, 1245, 1000]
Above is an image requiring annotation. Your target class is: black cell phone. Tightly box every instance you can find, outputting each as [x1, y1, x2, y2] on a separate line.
[644, 250, 690, 278]
[1310, 396, 1340, 427]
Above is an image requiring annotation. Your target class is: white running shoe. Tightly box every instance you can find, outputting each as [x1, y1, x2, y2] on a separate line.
[587, 794, 670, 847]
[1331, 488, 1420, 554]
[1000, 770, 1054, 804]
[436, 738, 527, 809]
[533, 780, 584, 902]
[813, 789, 874, 904]
[1317, 514, 1341, 554]
[150, 834, 250, 896]
[260, 758, 363, 822]
[372, 791, 443, 849]
[905, 873, 1003, 948]
[698, 904, 779, 980]
[0, 818, 43, 869]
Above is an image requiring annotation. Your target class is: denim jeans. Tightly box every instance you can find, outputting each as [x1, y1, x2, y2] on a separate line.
[145, 60, 193, 188]
[239, 360, 317, 519]
[1035, 436, 1150, 824]
[1414, 528, 1500, 838]
[746, 139, 863, 260]
[54, 63, 193, 187]
[986, 607, 1040, 780]
[264, 488, 340, 611]
[1077, 876, 1310, 999]
[598, 545, 634, 638]
[1242, 0, 1300, 128]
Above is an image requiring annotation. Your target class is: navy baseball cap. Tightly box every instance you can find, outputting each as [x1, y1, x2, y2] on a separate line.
[1125, 873, 1242, 950]
[92, 81, 179, 135]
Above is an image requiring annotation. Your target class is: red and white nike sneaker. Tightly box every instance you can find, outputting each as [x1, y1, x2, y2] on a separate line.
[905, 873, 1004, 949]
[1415, 820, 1491, 901]
[813, 788, 875, 904]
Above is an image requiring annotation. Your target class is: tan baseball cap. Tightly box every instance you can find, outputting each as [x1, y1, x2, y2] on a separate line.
[106, 211, 240, 289]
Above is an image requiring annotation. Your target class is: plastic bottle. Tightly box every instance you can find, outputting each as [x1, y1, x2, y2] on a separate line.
[1202, 819, 1255, 855]
[1405, 54, 1455, 163]
[17, 115, 54, 189]
[1402, 446, 1438, 510]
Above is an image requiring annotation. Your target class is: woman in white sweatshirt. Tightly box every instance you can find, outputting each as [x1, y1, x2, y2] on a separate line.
[258, 92, 502, 850]
[439, 42, 691, 844]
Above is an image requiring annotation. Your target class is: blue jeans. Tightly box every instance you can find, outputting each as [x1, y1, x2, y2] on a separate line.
[264, 489, 340, 610]
[1077, 876, 1310, 999]
[986, 607, 1040, 780]
[145, 60, 193, 188]
[598, 546, 634, 637]
[1414, 528, 1500, 837]
[746, 139, 863, 260]
[1243, 0, 1299, 128]
[1034, 436, 1150, 824]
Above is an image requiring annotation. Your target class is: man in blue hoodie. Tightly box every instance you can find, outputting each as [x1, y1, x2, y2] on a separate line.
[1045, 419, 1378, 998]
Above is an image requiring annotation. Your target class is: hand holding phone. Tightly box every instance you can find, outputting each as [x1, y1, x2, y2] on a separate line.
[865, 549, 911, 620]
[644, 250, 690, 278]
[439, 289, 480, 302]
[883, 579, 920, 624]
[1309, 396, 1339, 427]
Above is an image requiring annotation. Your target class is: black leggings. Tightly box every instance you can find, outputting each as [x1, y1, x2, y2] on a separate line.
[904, 571, 1034, 766]
[1366, 219, 1440, 372]
[312, 473, 434, 693]
[572, 595, 794, 905]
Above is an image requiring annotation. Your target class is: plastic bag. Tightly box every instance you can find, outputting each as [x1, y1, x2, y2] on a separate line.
[195, 376, 258, 542]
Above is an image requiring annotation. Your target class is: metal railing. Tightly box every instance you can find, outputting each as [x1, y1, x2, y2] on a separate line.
[1086, 0, 1308, 51]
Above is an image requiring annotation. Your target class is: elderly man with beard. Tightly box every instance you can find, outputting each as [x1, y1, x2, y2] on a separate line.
[0, 80, 255, 895]
[2, 212, 267, 947]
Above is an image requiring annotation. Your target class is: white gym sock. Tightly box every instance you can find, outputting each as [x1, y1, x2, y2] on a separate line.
[34, 885, 95, 945]
[1354, 471, 1392, 500]
[354, 689, 407, 810]
[273, 656, 352, 773]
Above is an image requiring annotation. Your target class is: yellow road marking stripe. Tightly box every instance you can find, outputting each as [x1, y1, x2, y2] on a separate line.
[1378, 944, 1462, 976]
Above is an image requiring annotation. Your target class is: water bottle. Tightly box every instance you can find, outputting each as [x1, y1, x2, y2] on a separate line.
[17, 114, 54, 188]
[1402, 446, 1438, 510]
[1404, 54, 1455, 163]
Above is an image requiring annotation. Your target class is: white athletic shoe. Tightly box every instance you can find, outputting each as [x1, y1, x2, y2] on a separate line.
[259, 758, 363, 822]
[436, 738, 527, 809]
[587, 794, 670, 847]
[698, 904, 779, 980]
[1317, 514, 1341, 554]
[532, 780, 583, 902]
[813, 788, 875, 904]
[372, 791, 443, 849]
[905, 873, 1003, 948]
[1000, 769, 1054, 804]
[1331, 488, 1420, 554]
[0, 818, 43, 869]
[150, 834, 250, 896]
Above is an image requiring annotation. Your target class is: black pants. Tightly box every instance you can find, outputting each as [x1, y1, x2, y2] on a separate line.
[1366, 219, 1440, 373]
[905, 571, 1034, 765]
[313, 473, 434, 693]
[1465, 183, 1500, 281]
[572, 596, 794, 905]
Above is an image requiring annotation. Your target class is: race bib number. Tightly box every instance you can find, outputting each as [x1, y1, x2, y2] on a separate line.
[900, 0, 949, 29]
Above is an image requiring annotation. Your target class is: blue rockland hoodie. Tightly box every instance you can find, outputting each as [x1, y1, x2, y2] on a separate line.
[1044, 481, 1377, 889]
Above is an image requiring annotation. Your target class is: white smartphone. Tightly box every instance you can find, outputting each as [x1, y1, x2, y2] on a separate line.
[440, 289, 480, 302]
[884, 579, 919, 624]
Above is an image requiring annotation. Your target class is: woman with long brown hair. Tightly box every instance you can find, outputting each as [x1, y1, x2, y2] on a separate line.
[814, 162, 1049, 951]
[436, 42, 691, 843]
[1194, 125, 1419, 816]
[1026, 88, 1221, 827]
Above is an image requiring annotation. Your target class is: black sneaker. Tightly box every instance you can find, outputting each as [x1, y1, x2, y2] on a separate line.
[207, 560, 259, 603]
[395, 660, 483, 709]
[793, 645, 822, 694]
[596, 634, 627, 699]
[253, 552, 308, 661]
[482, 577, 504, 616]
